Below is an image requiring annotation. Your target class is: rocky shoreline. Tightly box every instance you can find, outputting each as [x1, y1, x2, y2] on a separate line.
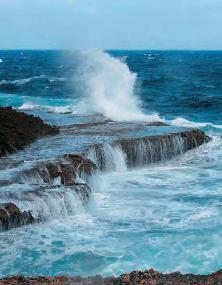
[1, 269, 222, 284]
[0, 107, 59, 157]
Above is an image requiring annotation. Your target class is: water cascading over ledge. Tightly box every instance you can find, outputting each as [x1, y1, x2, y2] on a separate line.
[85, 129, 211, 170]
[0, 129, 210, 231]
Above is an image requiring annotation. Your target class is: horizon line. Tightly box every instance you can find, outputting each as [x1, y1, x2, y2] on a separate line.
[1, 48, 222, 52]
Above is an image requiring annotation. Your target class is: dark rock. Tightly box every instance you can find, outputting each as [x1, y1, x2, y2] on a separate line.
[72, 119, 113, 128]
[1, 269, 222, 284]
[63, 154, 97, 175]
[24, 154, 97, 186]
[40, 163, 76, 186]
[72, 183, 91, 203]
[145, 121, 169, 126]
[0, 203, 34, 231]
[0, 106, 59, 157]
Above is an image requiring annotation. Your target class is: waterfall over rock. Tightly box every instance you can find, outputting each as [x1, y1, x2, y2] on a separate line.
[85, 129, 210, 170]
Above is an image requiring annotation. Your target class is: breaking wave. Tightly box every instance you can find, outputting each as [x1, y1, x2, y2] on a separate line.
[169, 117, 222, 130]
[74, 50, 161, 122]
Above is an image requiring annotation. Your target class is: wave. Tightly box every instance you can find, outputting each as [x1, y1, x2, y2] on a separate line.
[0, 75, 67, 88]
[73, 50, 161, 122]
[0, 75, 46, 86]
[0, 59, 3, 63]
[19, 103, 73, 114]
[168, 117, 222, 129]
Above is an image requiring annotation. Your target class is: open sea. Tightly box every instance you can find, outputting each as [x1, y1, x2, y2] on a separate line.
[0, 50, 222, 277]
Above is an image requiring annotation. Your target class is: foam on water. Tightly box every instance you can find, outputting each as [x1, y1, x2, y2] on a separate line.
[0, 184, 85, 221]
[169, 117, 222, 130]
[1, 136, 222, 277]
[19, 102, 74, 114]
[0, 75, 46, 86]
[1, 50, 222, 277]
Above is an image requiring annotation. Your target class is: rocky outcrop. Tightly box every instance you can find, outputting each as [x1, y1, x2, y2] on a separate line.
[1, 269, 222, 284]
[63, 154, 97, 176]
[22, 154, 97, 186]
[85, 129, 210, 170]
[117, 129, 210, 167]
[0, 203, 34, 231]
[0, 106, 59, 157]
[0, 154, 97, 231]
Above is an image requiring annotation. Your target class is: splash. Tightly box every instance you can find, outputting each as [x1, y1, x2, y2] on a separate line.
[74, 50, 161, 122]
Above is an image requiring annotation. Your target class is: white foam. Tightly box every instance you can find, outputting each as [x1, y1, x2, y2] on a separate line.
[73, 50, 161, 122]
[19, 102, 38, 110]
[0, 58, 3, 63]
[0, 75, 46, 86]
[168, 117, 222, 129]
[19, 102, 73, 114]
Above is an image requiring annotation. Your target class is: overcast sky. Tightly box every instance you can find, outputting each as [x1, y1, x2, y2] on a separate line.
[0, 0, 222, 50]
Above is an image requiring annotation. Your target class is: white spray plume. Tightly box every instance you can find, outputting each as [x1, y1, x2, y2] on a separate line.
[74, 50, 161, 122]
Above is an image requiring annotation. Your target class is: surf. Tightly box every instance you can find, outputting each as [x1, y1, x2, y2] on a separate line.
[73, 50, 161, 122]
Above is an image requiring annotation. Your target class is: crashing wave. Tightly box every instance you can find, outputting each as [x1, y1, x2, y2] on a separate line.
[73, 50, 161, 122]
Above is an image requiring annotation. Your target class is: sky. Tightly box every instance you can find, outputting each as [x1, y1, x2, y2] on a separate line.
[0, 0, 222, 50]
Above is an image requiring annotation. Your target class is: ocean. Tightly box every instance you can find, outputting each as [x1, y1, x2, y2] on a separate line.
[0, 50, 222, 277]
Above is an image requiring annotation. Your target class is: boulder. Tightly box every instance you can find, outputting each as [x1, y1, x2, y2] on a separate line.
[0, 203, 34, 231]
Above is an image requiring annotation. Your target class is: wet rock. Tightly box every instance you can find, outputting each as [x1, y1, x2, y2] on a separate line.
[117, 129, 210, 167]
[63, 154, 97, 176]
[41, 163, 76, 186]
[0, 203, 34, 231]
[72, 183, 91, 203]
[145, 121, 169, 126]
[0, 106, 59, 157]
[85, 129, 210, 170]
[25, 155, 97, 186]
[1, 269, 222, 284]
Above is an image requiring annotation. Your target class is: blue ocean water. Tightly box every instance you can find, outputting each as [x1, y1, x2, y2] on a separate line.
[0, 50, 222, 277]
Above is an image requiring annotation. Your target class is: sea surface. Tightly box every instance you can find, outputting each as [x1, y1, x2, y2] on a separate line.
[0, 50, 222, 277]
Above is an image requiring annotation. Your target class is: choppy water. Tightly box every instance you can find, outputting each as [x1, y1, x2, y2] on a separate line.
[0, 50, 222, 277]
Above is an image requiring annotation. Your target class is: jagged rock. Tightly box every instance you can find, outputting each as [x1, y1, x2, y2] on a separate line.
[40, 163, 77, 186]
[115, 268, 222, 285]
[0, 203, 34, 231]
[1, 269, 222, 284]
[0, 106, 59, 157]
[24, 154, 97, 186]
[63, 154, 97, 175]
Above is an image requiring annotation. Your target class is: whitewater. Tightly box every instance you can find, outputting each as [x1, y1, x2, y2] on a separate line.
[0, 49, 222, 277]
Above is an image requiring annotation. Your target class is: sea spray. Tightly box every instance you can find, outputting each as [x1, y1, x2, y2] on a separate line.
[74, 50, 161, 122]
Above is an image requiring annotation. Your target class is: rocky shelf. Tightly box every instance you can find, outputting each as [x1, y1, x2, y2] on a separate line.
[0, 111, 211, 232]
[1, 268, 222, 284]
[0, 129, 210, 232]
